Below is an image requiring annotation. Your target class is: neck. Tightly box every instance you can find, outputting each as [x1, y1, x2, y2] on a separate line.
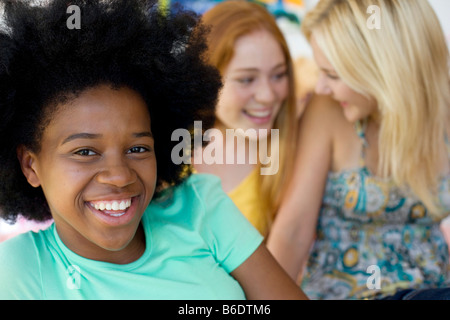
[55, 222, 146, 265]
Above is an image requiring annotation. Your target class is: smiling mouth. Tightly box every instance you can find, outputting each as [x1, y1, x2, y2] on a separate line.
[243, 109, 272, 118]
[88, 199, 132, 217]
[243, 109, 274, 125]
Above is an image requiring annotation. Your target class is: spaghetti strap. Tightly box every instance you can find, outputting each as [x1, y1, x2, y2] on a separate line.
[354, 118, 369, 167]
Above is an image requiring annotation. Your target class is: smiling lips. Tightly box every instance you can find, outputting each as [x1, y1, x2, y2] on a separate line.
[243, 108, 272, 124]
[89, 199, 132, 217]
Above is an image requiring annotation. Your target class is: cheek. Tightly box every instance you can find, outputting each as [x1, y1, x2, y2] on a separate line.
[45, 168, 90, 207]
[270, 80, 289, 114]
[338, 84, 368, 105]
[147, 162, 158, 190]
[36, 157, 79, 195]
[216, 86, 247, 119]
[333, 83, 353, 99]
[349, 91, 375, 114]
[139, 159, 157, 198]
[276, 78, 289, 99]
[274, 81, 289, 109]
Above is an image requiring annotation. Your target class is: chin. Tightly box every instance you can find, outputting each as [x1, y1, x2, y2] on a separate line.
[255, 129, 271, 140]
[94, 227, 139, 252]
[96, 237, 134, 252]
[343, 109, 362, 124]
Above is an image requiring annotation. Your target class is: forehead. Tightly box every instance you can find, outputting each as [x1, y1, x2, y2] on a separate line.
[310, 34, 335, 72]
[42, 85, 151, 140]
[227, 29, 286, 71]
[51, 85, 148, 118]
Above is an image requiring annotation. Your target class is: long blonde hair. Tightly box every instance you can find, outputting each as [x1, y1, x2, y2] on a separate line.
[302, 0, 450, 217]
[202, 0, 298, 226]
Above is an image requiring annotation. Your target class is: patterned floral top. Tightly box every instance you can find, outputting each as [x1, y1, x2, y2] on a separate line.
[301, 120, 450, 300]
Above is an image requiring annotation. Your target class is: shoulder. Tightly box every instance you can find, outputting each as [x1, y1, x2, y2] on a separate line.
[161, 173, 263, 271]
[298, 94, 356, 153]
[0, 231, 44, 299]
[183, 173, 223, 194]
[148, 173, 231, 224]
[191, 174, 264, 271]
[162, 173, 227, 208]
[0, 231, 39, 267]
[296, 94, 344, 155]
[184, 173, 253, 223]
[301, 94, 348, 132]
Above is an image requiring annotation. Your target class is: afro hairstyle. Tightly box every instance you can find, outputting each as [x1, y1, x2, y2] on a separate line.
[0, 0, 222, 222]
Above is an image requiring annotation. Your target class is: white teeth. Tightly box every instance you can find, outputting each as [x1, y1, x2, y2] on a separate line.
[109, 212, 126, 217]
[245, 109, 271, 118]
[92, 199, 132, 211]
[119, 201, 127, 210]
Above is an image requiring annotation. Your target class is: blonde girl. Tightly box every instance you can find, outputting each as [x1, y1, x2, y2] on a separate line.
[268, 0, 450, 299]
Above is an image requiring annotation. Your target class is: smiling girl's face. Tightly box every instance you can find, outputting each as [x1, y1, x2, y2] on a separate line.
[18, 85, 157, 264]
[215, 29, 289, 138]
[311, 35, 378, 123]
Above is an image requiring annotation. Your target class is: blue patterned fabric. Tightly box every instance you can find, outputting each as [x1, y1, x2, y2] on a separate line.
[301, 121, 450, 300]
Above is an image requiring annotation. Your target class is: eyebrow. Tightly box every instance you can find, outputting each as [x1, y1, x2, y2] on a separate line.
[61, 131, 153, 145]
[134, 132, 153, 139]
[62, 133, 101, 145]
[234, 62, 287, 73]
[320, 67, 338, 74]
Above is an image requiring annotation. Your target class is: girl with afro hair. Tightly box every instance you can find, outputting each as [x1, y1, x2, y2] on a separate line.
[0, 0, 307, 299]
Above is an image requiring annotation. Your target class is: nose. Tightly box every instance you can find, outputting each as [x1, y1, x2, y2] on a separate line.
[315, 73, 332, 96]
[254, 78, 277, 105]
[96, 156, 136, 188]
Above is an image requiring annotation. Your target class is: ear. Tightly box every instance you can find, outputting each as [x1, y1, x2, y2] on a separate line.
[16, 145, 41, 188]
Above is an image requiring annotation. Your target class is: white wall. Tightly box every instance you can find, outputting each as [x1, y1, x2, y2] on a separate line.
[429, 0, 450, 45]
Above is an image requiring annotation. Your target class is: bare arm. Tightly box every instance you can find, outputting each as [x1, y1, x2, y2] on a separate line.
[266, 95, 336, 281]
[231, 243, 309, 300]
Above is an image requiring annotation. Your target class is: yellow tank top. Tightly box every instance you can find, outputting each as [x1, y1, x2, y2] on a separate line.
[228, 169, 270, 237]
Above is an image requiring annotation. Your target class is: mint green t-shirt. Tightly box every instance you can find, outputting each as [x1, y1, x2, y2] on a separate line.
[0, 174, 263, 299]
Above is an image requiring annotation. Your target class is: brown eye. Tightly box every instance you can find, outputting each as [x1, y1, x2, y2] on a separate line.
[326, 74, 339, 80]
[237, 77, 254, 85]
[272, 71, 287, 81]
[127, 146, 150, 154]
[75, 149, 96, 156]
